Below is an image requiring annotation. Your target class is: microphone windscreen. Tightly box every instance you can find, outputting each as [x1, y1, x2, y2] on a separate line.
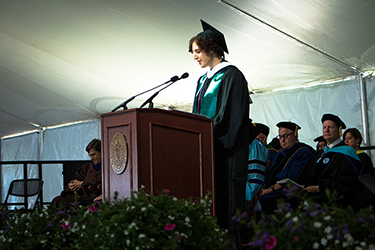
[171, 76, 179, 82]
[180, 72, 189, 79]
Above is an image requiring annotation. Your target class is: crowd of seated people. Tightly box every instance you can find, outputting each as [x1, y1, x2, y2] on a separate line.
[248, 113, 375, 213]
[51, 114, 374, 214]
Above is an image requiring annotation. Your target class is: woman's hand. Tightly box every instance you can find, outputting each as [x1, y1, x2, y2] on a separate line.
[304, 185, 319, 193]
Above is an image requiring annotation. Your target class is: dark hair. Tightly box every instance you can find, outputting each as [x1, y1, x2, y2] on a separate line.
[188, 35, 224, 59]
[343, 128, 362, 146]
[86, 139, 101, 153]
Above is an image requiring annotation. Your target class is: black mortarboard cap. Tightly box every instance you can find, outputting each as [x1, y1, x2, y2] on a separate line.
[198, 19, 229, 54]
[253, 123, 270, 136]
[321, 114, 346, 129]
[313, 135, 326, 143]
[276, 121, 301, 134]
[248, 118, 259, 143]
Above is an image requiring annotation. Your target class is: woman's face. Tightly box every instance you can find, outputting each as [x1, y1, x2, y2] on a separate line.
[344, 132, 360, 150]
[317, 141, 326, 151]
[192, 42, 214, 69]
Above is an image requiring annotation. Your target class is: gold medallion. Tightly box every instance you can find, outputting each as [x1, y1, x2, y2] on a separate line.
[110, 132, 128, 175]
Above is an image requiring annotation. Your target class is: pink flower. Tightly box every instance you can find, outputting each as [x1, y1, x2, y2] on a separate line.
[265, 236, 277, 250]
[61, 221, 71, 230]
[164, 223, 176, 231]
[294, 235, 299, 242]
[177, 235, 182, 241]
[163, 189, 170, 194]
[88, 204, 98, 213]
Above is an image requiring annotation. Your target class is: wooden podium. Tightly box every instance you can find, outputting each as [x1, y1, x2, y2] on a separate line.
[101, 108, 214, 206]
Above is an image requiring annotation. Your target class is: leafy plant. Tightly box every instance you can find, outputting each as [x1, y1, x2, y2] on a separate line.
[0, 187, 227, 249]
[238, 184, 375, 250]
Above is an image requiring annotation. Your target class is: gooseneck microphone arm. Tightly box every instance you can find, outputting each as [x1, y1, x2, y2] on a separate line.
[139, 72, 189, 109]
[111, 75, 179, 112]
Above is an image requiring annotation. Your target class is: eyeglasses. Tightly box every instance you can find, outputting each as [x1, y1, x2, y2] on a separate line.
[277, 132, 294, 140]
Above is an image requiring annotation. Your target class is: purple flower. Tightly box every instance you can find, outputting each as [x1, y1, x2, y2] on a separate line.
[358, 217, 365, 223]
[163, 189, 170, 194]
[164, 223, 176, 231]
[88, 204, 98, 213]
[265, 236, 277, 250]
[262, 231, 270, 240]
[231, 215, 238, 221]
[369, 214, 374, 221]
[45, 220, 54, 229]
[291, 185, 300, 192]
[241, 212, 249, 219]
[310, 210, 319, 216]
[3, 224, 11, 233]
[274, 202, 293, 213]
[283, 188, 291, 197]
[286, 220, 293, 228]
[61, 221, 71, 230]
[248, 239, 263, 247]
[314, 203, 322, 209]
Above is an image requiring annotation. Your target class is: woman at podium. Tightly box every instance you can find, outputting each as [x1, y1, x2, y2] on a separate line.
[188, 20, 250, 249]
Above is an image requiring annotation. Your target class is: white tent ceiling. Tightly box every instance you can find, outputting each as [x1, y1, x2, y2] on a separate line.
[1, 0, 375, 138]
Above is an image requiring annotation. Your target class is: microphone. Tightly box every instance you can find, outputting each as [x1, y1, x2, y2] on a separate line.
[111, 75, 179, 112]
[139, 72, 189, 108]
[180, 72, 189, 79]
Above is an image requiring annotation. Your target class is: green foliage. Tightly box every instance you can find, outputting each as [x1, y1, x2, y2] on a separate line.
[238, 184, 375, 250]
[0, 188, 227, 249]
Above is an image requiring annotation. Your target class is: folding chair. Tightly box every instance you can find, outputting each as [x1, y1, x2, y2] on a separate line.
[3, 179, 44, 211]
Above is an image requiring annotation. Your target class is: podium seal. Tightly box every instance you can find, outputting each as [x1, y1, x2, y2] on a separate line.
[110, 132, 128, 175]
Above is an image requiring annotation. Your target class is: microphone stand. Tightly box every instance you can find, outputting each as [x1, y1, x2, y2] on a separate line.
[111, 76, 178, 112]
[139, 82, 174, 108]
[139, 73, 189, 108]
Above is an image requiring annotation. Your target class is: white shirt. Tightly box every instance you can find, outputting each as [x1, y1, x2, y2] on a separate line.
[327, 138, 342, 149]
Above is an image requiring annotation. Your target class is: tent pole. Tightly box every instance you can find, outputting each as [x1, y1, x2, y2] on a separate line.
[359, 74, 371, 157]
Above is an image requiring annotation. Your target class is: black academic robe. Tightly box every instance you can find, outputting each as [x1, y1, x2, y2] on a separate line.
[193, 64, 250, 230]
[358, 151, 374, 176]
[259, 142, 314, 213]
[263, 142, 315, 188]
[297, 141, 364, 208]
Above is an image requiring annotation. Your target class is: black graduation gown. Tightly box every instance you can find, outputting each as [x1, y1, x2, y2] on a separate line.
[297, 142, 365, 208]
[193, 65, 250, 230]
[358, 152, 374, 176]
[259, 142, 314, 213]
